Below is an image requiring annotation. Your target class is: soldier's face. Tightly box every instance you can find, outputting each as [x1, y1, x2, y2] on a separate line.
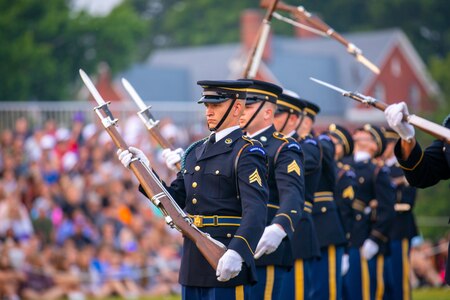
[240, 102, 268, 133]
[273, 112, 288, 132]
[353, 131, 377, 156]
[204, 100, 240, 131]
[330, 135, 344, 160]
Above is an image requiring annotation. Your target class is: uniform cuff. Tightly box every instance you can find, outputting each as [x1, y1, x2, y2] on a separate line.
[395, 140, 424, 171]
[228, 235, 255, 266]
[369, 230, 388, 245]
[272, 215, 294, 240]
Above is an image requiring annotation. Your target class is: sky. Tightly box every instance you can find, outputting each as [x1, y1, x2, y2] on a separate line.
[71, 0, 123, 16]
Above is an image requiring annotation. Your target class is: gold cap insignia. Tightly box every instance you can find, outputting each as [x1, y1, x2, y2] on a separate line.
[249, 169, 262, 186]
[287, 160, 301, 176]
[342, 186, 354, 200]
[225, 138, 232, 144]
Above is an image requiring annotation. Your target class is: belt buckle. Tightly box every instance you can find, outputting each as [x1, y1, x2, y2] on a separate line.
[193, 215, 203, 227]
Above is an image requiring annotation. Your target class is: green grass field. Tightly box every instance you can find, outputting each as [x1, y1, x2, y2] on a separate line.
[98, 287, 449, 300]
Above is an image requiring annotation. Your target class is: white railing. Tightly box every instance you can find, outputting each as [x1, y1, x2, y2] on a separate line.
[0, 101, 205, 130]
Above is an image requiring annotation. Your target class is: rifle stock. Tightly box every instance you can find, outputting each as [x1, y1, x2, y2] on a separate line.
[242, 0, 280, 78]
[261, 0, 380, 74]
[80, 69, 226, 270]
[105, 125, 226, 270]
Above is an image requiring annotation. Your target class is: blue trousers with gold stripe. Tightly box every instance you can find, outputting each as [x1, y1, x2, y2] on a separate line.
[383, 239, 411, 300]
[182, 285, 251, 300]
[343, 247, 370, 300]
[311, 245, 344, 300]
[279, 259, 313, 300]
[368, 254, 387, 300]
[250, 265, 289, 300]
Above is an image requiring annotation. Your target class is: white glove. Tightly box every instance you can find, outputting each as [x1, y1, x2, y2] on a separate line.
[341, 254, 350, 276]
[117, 146, 150, 168]
[254, 224, 287, 259]
[361, 239, 379, 260]
[161, 148, 184, 171]
[384, 102, 415, 141]
[216, 249, 243, 282]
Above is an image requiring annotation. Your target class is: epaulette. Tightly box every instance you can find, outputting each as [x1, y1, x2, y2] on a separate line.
[304, 138, 317, 145]
[318, 134, 331, 142]
[272, 132, 289, 143]
[241, 135, 255, 145]
[181, 137, 208, 171]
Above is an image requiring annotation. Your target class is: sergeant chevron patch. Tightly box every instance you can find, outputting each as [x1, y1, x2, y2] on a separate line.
[342, 186, 354, 199]
[287, 160, 301, 176]
[249, 169, 262, 186]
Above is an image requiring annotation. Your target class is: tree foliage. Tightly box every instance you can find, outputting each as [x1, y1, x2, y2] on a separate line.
[0, 0, 148, 100]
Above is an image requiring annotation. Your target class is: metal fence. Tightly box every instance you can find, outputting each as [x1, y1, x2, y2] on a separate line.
[0, 101, 205, 130]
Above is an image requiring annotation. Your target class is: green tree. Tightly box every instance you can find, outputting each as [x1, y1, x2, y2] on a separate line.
[0, 0, 148, 100]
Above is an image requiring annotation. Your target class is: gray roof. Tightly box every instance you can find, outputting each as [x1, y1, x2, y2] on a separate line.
[119, 28, 437, 117]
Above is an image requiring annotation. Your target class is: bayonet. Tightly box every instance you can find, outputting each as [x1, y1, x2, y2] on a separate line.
[121, 78, 181, 170]
[310, 77, 450, 143]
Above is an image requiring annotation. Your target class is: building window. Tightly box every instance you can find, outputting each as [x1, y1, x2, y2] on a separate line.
[391, 57, 402, 77]
[374, 83, 386, 101]
[409, 84, 420, 111]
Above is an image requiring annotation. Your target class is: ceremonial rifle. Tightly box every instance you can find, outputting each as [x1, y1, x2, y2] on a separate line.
[310, 77, 450, 144]
[260, 0, 380, 74]
[79, 69, 227, 270]
[121, 78, 181, 171]
[242, 0, 280, 78]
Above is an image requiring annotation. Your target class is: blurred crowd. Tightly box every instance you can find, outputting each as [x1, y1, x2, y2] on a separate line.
[0, 115, 448, 300]
[0, 115, 204, 300]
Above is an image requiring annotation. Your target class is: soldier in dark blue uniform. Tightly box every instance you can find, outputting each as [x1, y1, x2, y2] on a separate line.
[238, 80, 304, 300]
[381, 128, 418, 300]
[322, 124, 358, 299]
[384, 102, 450, 285]
[273, 91, 321, 300]
[385, 103, 450, 284]
[344, 124, 395, 300]
[325, 124, 357, 249]
[309, 120, 349, 299]
[117, 80, 269, 300]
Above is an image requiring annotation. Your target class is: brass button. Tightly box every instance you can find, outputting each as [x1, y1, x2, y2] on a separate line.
[192, 182, 198, 188]
[215, 170, 220, 175]
[356, 214, 362, 221]
[192, 198, 197, 204]
[321, 207, 327, 213]
[359, 177, 365, 184]
[195, 166, 200, 171]
[226, 233, 232, 238]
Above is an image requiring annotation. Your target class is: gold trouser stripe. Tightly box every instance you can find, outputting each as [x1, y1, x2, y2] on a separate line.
[328, 245, 337, 300]
[235, 285, 244, 300]
[264, 265, 275, 300]
[295, 259, 304, 300]
[402, 239, 410, 300]
[375, 255, 385, 300]
[360, 251, 370, 300]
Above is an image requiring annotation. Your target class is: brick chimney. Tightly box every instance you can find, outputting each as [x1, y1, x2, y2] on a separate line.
[240, 9, 271, 61]
[89, 62, 124, 102]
